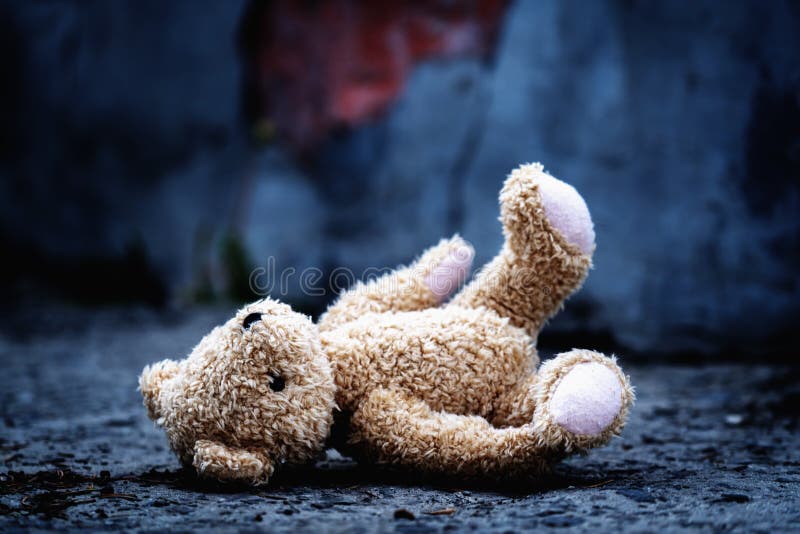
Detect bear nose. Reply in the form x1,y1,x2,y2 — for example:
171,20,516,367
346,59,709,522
242,313,263,330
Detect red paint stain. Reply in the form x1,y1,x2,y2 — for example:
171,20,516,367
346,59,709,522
239,0,508,150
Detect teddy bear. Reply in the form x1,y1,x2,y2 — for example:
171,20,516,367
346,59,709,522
140,163,634,485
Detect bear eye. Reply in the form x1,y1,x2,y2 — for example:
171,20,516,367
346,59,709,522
269,373,285,392
242,313,262,330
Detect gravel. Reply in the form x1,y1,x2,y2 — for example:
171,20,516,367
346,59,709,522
1,306,798,531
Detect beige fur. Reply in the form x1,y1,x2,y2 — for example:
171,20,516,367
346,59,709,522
140,163,634,485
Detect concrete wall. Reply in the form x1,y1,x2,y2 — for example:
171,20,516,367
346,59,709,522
1,0,798,357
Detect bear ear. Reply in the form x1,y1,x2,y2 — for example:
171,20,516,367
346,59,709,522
139,359,179,421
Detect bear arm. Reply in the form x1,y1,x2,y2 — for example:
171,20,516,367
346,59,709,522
318,235,473,331
192,440,275,485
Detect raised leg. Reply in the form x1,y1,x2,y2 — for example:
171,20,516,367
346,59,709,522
450,163,594,337
319,235,474,331
192,440,275,485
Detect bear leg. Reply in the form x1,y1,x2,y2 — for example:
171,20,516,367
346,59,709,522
450,164,594,337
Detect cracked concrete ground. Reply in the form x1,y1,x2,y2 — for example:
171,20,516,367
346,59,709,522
1,306,798,532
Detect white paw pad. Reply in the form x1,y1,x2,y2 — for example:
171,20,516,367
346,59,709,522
549,362,623,436
535,172,595,255
424,246,474,300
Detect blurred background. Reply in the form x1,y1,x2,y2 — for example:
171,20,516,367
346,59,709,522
0,0,798,360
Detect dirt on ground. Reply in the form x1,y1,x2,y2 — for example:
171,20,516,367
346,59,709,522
1,306,798,531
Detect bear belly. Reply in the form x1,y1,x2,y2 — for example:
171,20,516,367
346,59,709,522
321,306,535,418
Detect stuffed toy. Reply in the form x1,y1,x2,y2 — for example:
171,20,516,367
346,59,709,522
140,163,634,485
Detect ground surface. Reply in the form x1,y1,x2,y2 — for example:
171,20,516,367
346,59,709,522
1,306,798,532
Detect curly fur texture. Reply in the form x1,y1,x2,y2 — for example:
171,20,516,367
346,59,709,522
140,163,634,485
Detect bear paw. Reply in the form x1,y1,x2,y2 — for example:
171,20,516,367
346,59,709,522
423,243,474,301
549,361,623,437
533,169,596,255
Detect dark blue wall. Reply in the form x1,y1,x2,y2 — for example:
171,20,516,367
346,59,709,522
1,0,798,358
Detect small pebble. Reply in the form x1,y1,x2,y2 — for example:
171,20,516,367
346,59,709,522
725,414,744,426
